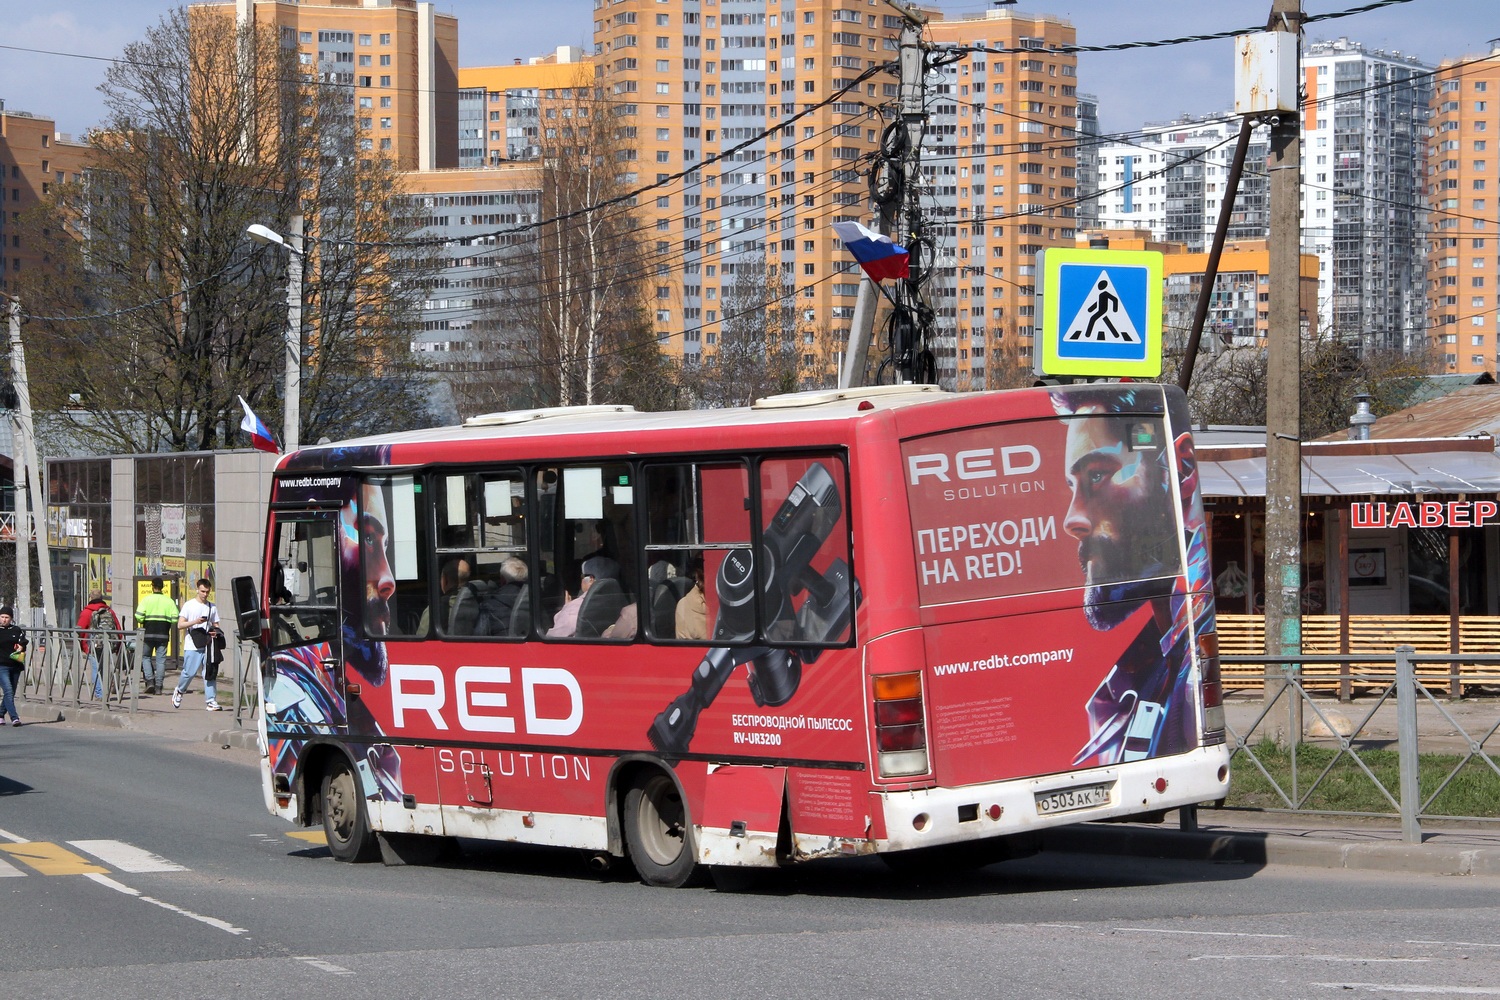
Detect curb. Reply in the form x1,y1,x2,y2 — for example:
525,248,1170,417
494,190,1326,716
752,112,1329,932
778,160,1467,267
208,728,261,751
1042,822,1500,878
14,701,260,751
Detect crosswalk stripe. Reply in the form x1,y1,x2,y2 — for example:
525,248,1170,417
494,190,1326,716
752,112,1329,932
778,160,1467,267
0,856,25,877
0,842,109,875
68,840,188,873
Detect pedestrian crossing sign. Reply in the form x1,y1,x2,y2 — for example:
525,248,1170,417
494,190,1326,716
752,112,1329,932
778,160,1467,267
1038,248,1163,377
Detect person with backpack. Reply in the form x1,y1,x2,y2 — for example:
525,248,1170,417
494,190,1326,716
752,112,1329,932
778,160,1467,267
171,578,223,711
77,591,121,700
135,577,179,695
0,605,27,726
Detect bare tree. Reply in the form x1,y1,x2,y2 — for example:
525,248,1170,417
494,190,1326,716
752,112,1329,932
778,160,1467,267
681,257,803,407
17,5,437,452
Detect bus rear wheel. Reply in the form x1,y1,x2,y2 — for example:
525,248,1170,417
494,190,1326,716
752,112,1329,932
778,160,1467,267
322,756,378,863
624,773,698,887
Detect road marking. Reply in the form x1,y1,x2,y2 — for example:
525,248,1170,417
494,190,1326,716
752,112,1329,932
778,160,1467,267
0,841,109,875
287,830,327,844
0,826,28,843
85,873,248,936
1193,955,1430,963
69,840,187,873
296,956,355,976
1313,985,1500,995
0,856,25,877
1409,939,1500,950
1114,927,1291,939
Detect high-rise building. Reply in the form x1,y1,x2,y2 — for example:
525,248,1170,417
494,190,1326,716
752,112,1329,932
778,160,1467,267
459,47,592,168
1087,115,1270,253
591,1,1077,389
1426,44,1500,375
199,0,460,170
1074,93,1100,232
1302,37,1431,354
0,104,91,294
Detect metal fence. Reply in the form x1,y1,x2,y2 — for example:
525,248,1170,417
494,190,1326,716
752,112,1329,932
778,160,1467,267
14,626,259,725
1216,647,1500,842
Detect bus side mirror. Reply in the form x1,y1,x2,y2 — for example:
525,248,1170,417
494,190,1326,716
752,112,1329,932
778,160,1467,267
231,575,263,640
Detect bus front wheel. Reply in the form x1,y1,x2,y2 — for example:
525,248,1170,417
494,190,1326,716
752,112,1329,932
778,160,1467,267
322,757,378,863
624,773,698,887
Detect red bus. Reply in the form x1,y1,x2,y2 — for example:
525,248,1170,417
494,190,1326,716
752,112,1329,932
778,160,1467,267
243,382,1228,886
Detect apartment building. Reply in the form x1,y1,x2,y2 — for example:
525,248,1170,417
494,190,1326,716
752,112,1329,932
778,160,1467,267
1081,229,1319,354
0,105,90,294
590,1,1077,389
1302,37,1431,354
201,0,459,170
459,47,592,168
1426,44,1500,375
1088,115,1271,253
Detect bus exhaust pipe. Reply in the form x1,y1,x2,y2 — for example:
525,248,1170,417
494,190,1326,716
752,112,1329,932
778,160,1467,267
586,852,612,873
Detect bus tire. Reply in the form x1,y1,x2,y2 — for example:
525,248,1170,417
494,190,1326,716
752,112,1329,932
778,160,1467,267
322,756,378,863
623,772,699,888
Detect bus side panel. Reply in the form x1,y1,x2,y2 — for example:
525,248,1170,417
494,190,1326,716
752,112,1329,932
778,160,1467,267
786,766,870,840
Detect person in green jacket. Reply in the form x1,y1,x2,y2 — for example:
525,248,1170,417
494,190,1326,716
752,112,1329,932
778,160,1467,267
135,578,179,696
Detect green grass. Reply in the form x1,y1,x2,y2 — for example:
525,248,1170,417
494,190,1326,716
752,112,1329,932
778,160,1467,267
1225,739,1500,818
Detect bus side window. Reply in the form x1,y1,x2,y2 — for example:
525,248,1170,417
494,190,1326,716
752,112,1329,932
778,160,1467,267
539,462,638,641
363,475,430,639
434,470,526,639
756,456,853,648
642,460,751,642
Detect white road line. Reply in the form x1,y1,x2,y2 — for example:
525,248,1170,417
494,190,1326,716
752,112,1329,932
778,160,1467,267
0,826,27,844
1314,984,1500,995
1114,927,1291,939
1409,939,1500,950
84,873,248,936
296,957,355,976
1192,955,1430,963
0,856,25,877
68,840,187,873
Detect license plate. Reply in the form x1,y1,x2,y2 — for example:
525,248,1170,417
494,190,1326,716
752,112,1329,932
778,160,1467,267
1034,782,1112,816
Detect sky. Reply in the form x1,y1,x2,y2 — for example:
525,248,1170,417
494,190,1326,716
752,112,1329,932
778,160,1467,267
0,0,1492,139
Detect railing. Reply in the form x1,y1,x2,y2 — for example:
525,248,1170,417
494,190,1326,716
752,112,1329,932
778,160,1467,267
1218,614,1500,697
14,626,260,722
1215,648,1500,841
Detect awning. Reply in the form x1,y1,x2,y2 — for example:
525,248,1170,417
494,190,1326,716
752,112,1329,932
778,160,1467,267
1199,449,1500,498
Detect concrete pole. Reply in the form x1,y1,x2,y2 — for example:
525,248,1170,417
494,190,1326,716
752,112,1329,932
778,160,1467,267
284,214,303,454
1262,0,1305,733
7,299,58,629
8,303,29,625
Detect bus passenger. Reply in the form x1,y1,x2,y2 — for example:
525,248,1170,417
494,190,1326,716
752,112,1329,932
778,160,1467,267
451,556,527,636
548,556,618,637
675,557,707,640
419,558,470,634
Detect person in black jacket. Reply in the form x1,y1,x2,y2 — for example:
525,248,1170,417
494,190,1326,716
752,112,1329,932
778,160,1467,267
0,605,29,726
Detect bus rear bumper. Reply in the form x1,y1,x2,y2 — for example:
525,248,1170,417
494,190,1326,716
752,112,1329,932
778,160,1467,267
872,744,1231,854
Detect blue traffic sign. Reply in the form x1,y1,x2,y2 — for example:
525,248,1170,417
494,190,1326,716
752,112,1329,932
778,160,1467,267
1039,249,1163,377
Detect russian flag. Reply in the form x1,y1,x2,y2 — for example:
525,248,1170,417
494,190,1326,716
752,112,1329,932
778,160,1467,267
238,395,280,454
831,221,910,282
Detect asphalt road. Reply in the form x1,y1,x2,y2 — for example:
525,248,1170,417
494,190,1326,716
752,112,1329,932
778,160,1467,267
3,723,1500,1000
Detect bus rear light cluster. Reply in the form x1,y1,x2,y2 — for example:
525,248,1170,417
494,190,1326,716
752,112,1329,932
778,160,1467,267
874,671,929,777
1197,631,1226,741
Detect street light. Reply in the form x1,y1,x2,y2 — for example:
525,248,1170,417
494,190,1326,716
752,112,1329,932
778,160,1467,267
247,218,303,453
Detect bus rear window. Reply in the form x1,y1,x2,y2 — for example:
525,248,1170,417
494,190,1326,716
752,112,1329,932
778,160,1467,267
903,411,1182,605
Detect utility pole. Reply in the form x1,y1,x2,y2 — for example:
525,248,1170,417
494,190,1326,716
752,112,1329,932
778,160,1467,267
840,0,928,389
6,298,59,631
1262,0,1305,722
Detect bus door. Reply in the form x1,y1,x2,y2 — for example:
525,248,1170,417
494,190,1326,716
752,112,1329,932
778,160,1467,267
265,511,347,733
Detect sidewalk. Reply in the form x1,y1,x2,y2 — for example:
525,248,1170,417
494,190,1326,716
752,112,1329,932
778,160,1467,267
14,690,1500,879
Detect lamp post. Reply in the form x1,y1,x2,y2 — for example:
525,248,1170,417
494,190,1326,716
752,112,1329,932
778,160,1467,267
246,216,303,453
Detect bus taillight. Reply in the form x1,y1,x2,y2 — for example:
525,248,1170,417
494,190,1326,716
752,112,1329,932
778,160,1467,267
873,672,928,777
1197,631,1225,741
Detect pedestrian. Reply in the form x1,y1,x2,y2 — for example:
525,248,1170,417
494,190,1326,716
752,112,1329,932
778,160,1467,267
77,590,121,700
0,605,27,726
172,579,224,711
134,577,179,696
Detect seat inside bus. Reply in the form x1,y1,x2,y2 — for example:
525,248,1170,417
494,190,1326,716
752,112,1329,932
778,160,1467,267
575,578,629,638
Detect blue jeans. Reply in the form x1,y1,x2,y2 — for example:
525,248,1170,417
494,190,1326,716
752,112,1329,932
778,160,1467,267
0,664,18,722
141,639,169,689
175,647,214,704
89,651,106,699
